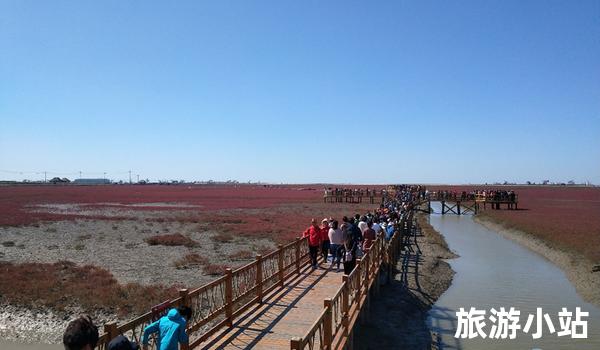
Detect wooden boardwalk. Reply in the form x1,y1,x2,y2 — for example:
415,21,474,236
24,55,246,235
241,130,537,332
200,263,343,350
95,212,410,350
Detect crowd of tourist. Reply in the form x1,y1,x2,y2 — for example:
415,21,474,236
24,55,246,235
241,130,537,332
306,184,422,274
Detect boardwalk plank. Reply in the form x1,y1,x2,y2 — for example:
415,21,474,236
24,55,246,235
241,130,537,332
199,263,343,350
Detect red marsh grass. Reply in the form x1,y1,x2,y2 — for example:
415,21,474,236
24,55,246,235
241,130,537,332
0,261,179,316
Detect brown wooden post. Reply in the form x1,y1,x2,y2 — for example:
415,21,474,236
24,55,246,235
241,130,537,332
225,268,233,327
324,299,334,350
341,277,350,338
104,322,118,341
374,244,381,296
256,254,263,304
290,337,302,350
361,256,370,324
355,258,362,310
178,288,189,307
295,238,301,275
278,244,285,287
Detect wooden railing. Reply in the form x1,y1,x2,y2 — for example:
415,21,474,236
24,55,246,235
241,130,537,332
290,213,412,350
97,236,312,349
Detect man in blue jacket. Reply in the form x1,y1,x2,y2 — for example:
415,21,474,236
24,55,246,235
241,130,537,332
142,306,192,350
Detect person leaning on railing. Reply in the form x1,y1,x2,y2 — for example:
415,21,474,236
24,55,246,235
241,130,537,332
142,306,192,350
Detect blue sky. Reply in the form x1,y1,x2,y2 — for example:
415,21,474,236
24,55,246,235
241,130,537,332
1,1,599,184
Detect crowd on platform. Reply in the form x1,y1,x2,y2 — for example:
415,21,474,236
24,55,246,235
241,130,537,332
431,189,517,202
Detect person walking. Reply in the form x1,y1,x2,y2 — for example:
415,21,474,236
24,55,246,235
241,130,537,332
320,218,331,263
328,220,344,271
362,221,376,252
303,218,321,269
142,306,192,350
342,223,357,275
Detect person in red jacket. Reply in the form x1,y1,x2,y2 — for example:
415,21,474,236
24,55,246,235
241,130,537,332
303,218,322,269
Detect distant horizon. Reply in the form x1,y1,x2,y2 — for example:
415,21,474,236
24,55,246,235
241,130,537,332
0,175,597,187
2,1,599,184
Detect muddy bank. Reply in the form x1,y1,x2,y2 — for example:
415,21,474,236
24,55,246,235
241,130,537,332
475,215,600,308
355,214,457,349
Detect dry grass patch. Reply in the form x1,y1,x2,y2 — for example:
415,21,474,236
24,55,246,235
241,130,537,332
174,253,209,269
229,249,254,260
213,232,234,243
145,233,197,247
203,263,228,276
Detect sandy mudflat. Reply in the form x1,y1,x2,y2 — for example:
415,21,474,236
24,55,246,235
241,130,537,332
474,216,600,308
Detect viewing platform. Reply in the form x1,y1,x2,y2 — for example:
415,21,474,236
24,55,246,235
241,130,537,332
424,192,519,215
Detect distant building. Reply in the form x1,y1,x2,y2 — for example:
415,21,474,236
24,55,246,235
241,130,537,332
72,178,111,185
49,177,71,184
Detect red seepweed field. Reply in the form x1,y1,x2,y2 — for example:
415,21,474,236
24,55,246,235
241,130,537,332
0,184,378,320
0,183,599,328
0,184,321,227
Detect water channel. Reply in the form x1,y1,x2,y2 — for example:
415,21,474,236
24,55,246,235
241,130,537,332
427,202,600,349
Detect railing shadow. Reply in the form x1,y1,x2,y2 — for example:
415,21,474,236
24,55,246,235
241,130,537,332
428,305,462,350
356,221,463,350
200,264,331,349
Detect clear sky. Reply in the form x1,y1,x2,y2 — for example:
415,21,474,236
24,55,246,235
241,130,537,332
1,1,599,184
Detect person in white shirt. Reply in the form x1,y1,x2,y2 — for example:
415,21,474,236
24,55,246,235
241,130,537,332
372,220,382,234
357,216,368,233
328,220,344,271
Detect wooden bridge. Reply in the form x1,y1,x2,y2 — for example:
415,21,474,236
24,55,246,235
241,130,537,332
424,193,519,215
96,214,413,350
322,186,408,205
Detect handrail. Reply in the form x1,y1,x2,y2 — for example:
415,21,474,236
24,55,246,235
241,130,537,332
97,236,311,349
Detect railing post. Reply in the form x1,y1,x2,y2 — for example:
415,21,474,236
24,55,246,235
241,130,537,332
355,258,362,310
295,238,301,275
278,244,285,287
104,322,118,341
225,268,233,327
341,277,350,338
323,299,333,350
256,254,263,304
290,337,302,350
179,288,189,307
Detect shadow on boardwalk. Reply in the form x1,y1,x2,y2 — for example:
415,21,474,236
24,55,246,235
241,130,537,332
356,215,459,350
201,263,341,350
